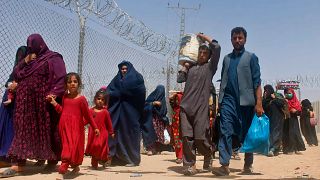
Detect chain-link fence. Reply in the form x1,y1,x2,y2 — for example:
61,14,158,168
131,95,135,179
0,0,178,104
311,101,320,133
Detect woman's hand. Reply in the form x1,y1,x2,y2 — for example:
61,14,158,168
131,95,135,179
290,108,297,113
153,101,161,106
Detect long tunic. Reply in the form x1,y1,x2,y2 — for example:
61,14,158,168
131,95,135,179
56,96,98,166
263,97,286,152
179,40,220,139
85,108,114,161
300,108,318,146
0,91,14,158
107,61,146,166
8,62,56,160
282,112,306,153
219,49,261,143
169,92,183,159
218,49,261,166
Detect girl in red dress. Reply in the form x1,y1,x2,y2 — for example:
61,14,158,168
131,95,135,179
47,72,100,175
85,87,114,169
169,91,183,164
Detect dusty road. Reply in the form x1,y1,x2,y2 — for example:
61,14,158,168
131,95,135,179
2,135,319,180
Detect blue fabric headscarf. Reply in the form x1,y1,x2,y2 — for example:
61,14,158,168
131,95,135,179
145,85,169,123
141,85,169,147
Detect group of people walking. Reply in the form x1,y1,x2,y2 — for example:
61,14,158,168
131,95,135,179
263,85,318,157
0,26,318,179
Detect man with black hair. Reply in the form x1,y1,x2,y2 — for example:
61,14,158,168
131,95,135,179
212,27,263,176
177,33,221,176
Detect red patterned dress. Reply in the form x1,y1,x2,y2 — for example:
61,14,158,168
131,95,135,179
169,92,183,160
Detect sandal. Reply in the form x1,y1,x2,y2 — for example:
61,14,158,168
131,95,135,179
175,158,183,164
0,168,21,178
34,160,45,166
243,165,253,174
71,166,80,173
212,166,230,176
183,165,197,176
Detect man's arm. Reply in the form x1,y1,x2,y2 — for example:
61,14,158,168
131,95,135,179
255,85,264,116
197,33,221,73
250,54,264,116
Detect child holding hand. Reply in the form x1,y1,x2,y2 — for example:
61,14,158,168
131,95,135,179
85,87,114,169
47,72,99,175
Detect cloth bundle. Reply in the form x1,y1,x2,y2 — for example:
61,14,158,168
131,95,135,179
178,33,201,65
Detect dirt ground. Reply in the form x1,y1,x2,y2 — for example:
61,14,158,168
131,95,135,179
1,134,319,180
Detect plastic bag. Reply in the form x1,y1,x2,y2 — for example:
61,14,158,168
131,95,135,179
163,129,171,145
240,114,270,155
310,117,318,126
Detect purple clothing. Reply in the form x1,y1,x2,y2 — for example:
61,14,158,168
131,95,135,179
14,34,66,97
8,34,66,160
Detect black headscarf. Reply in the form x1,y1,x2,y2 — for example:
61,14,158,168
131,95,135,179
145,85,169,123
5,46,28,87
264,84,275,98
301,99,313,111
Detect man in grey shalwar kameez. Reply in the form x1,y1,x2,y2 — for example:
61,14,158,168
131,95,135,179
177,33,221,176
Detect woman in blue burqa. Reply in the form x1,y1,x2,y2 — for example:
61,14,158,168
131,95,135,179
0,46,27,167
141,85,169,155
107,61,146,166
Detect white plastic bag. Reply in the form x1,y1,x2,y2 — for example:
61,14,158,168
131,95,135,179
163,129,171,145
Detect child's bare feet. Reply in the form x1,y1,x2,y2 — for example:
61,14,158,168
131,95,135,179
3,99,12,106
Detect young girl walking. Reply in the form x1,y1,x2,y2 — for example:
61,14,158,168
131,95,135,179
85,87,114,169
47,72,100,175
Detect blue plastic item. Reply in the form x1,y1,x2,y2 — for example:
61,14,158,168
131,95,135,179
240,114,270,155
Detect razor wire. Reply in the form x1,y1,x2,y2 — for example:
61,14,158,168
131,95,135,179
0,0,177,104
262,74,320,89
44,0,178,56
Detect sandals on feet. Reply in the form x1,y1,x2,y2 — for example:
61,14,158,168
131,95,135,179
242,165,253,174
212,166,230,176
183,166,197,176
175,158,183,164
34,160,46,166
0,168,21,178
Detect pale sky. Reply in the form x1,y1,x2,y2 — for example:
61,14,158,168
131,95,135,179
115,0,320,101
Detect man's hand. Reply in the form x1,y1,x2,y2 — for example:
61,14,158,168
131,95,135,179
184,62,191,69
197,33,212,43
255,103,264,117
